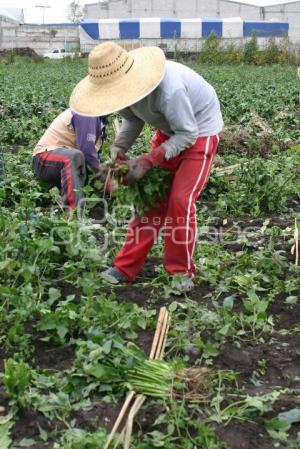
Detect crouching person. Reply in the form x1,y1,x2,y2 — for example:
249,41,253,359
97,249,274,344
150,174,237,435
32,108,108,211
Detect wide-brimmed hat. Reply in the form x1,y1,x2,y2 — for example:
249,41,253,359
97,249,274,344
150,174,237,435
69,42,166,116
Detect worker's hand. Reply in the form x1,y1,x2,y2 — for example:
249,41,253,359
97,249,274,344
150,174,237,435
122,157,152,185
95,170,117,195
95,169,107,183
122,147,166,185
110,146,128,162
104,178,117,196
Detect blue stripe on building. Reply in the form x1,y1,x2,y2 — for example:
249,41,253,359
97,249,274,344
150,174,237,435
81,21,99,39
244,21,289,37
160,18,181,38
79,19,289,41
119,19,140,39
202,19,223,37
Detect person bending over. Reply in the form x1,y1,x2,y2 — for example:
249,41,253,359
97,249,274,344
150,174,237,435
70,42,223,293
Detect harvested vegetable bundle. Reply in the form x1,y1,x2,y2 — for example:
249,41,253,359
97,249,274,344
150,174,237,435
126,359,178,398
71,338,147,396
101,159,130,178
115,167,171,216
101,160,171,216
104,307,170,449
126,359,211,401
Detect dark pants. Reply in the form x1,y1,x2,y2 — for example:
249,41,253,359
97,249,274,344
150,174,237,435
32,147,86,209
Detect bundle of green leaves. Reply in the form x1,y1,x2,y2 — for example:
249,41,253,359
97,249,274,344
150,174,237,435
114,167,171,216
126,359,178,398
126,359,212,400
70,337,147,395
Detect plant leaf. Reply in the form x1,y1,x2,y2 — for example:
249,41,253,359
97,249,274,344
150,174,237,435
278,408,300,424
0,420,13,449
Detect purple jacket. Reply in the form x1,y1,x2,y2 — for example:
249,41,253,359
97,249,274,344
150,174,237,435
71,113,106,173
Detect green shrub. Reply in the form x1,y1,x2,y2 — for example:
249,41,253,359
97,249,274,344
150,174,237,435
244,33,259,64
263,38,281,64
257,37,292,65
221,42,243,64
198,32,222,64
198,32,243,65
198,32,300,65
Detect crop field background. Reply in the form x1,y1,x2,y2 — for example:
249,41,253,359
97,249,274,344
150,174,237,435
0,58,300,449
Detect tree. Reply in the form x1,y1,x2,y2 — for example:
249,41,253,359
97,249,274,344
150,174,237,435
68,1,84,23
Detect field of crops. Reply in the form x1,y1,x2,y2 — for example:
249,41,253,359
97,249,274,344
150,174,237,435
0,58,300,449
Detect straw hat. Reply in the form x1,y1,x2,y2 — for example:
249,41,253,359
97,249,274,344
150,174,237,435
69,42,166,116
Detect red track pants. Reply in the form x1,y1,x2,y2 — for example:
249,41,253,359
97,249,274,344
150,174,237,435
114,130,219,280
32,148,86,209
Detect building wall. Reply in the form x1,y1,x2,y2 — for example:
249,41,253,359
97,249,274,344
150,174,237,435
84,0,259,19
0,7,24,24
263,2,300,41
0,15,20,28
84,0,300,42
219,1,261,20
80,17,289,54
0,23,80,54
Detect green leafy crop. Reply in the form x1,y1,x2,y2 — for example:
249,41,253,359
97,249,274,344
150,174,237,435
3,359,31,407
115,167,171,216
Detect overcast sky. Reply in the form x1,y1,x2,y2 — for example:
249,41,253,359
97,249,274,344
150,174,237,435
0,0,84,23
0,0,293,23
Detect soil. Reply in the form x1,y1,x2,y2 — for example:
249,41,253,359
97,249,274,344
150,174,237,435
217,129,298,157
71,400,123,432
11,408,64,449
103,257,169,309
51,279,83,304
89,206,106,222
269,295,300,330
32,339,75,370
215,333,300,390
214,420,275,449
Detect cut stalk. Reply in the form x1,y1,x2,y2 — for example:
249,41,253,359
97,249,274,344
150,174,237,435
103,390,135,449
103,167,112,200
104,307,170,449
118,309,170,445
149,307,166,359
215,163,241,176
123,394,146,449
160,322,170,358
155,309,169,359
112,428,125,449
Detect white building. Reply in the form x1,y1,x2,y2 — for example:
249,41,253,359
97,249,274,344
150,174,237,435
0,8,79,54
0,7,24,25
83,0,300,42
